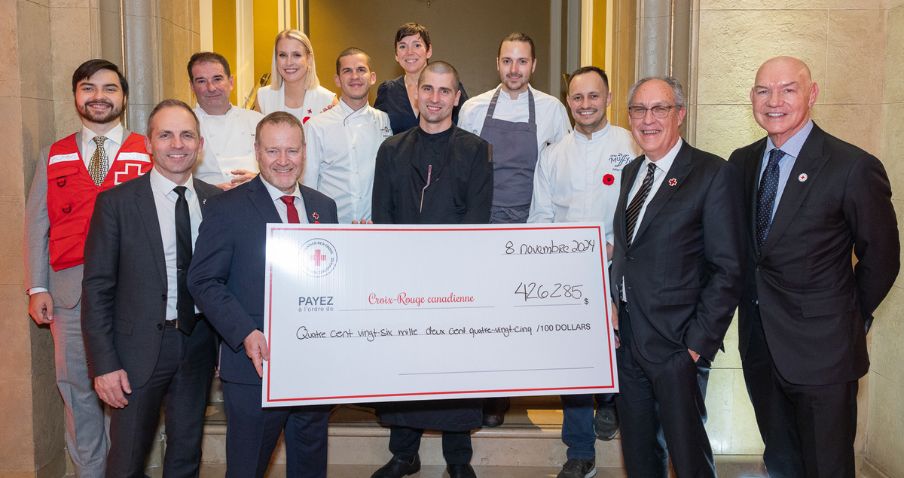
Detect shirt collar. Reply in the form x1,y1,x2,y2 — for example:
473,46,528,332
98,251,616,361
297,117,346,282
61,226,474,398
82,123,124,146
260,176,300,202
194,103,235,117
149,167,196,199
766,120,813,159
496,83,534,101
645,137,683,174
574,122,611,143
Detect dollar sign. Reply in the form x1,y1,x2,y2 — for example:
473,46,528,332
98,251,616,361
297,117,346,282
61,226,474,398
584,298,589,305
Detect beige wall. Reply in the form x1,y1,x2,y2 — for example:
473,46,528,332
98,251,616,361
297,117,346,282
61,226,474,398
690,0,904,469
865,2,904,476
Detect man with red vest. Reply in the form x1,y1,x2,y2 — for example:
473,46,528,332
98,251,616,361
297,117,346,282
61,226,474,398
24,59,151,478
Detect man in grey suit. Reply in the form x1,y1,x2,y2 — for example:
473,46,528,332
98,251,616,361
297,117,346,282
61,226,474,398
81,99,220,477
24,59,152,477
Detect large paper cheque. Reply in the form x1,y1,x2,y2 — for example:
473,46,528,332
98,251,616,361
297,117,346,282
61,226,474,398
262,223,618,407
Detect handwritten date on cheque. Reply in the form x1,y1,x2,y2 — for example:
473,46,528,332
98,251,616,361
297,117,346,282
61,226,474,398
505,239,596,255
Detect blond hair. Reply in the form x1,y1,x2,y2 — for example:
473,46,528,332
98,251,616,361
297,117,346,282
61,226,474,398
270,29,321,90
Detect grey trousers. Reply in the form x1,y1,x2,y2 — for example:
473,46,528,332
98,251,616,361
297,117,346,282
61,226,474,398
50,305,108,478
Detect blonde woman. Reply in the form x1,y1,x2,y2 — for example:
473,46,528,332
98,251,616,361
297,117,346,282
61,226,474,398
255,29,337,123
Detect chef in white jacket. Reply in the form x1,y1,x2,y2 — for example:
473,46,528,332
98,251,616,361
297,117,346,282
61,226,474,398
188,51,264,190
303,48,392,223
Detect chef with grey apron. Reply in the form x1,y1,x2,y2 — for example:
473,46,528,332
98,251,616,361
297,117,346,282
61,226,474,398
480,86,539,224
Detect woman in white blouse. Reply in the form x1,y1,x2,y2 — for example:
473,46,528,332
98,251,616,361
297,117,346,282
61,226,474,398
254,29,337,123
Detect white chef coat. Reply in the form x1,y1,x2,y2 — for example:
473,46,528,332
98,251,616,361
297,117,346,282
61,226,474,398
527,123,640,245
194,105,264,185
457,84,571,153
303,99,392,223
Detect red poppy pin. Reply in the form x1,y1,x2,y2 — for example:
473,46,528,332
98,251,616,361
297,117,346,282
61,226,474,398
312,212,320,224
798,173,808,183
302,116,311,124
668,178,678,187
602,173,615,185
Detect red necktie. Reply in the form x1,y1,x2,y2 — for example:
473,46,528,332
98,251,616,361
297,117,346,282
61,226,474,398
280,195,300,224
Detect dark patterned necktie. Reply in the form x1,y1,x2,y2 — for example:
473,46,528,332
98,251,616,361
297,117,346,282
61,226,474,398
625,162,657,246
174,186,196,335
755,148,785,249
88,136,108,186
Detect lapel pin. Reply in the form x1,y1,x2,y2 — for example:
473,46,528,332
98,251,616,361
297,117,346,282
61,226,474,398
602,173,615,185
668,178,678,187
798,173,808,183
202,199,207,205
312,211,320,224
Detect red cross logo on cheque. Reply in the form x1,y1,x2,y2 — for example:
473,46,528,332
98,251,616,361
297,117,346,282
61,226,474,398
301,238,338,277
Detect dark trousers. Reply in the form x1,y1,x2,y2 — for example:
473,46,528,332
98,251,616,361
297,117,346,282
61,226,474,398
106,321,216,478
743,308,858,478
389,427,472,465
221,380,330,478
615,304,715,478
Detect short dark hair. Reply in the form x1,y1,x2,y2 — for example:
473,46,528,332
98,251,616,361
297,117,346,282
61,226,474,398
569,66,609,90
71,59,129,96
394,22,431,50
147,99,200,135
335,47,371,74
255,111,304,144
498,32,535,60
187,51,232,80
418,61,460,92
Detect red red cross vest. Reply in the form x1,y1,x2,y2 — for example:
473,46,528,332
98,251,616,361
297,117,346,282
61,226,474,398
46,132,152,271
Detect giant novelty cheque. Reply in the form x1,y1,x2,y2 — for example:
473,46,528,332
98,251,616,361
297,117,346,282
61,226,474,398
261,223,618,406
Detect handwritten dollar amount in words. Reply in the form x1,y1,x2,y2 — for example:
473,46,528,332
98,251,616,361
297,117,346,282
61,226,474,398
514,282,587,303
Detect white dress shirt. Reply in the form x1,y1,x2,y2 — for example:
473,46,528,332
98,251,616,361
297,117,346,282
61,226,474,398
260,178,309,224
194,105,264,185
625,138,684,243
457,84,571,153
81,123,124,170
303,99,392,223
149,168,202,320
528,123,640,245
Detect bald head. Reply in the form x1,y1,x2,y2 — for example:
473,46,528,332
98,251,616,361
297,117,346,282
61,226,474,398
750,56,819,147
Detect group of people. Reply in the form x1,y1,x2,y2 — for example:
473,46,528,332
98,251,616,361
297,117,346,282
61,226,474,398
23,20,898,478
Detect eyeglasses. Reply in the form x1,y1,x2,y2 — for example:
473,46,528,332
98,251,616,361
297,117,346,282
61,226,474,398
627,105,679,119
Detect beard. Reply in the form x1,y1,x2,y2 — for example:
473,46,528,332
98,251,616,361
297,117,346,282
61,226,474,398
77,100,124,124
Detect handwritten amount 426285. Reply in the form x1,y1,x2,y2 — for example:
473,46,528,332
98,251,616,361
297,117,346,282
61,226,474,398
514,282,588,304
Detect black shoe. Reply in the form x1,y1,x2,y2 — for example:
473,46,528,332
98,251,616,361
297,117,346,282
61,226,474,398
371,455,421,478
593,402,619,441
482,397,510,427
557,459,597,478
446,463,477,478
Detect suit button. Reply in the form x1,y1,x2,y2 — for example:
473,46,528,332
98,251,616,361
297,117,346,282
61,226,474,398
156,323,163,330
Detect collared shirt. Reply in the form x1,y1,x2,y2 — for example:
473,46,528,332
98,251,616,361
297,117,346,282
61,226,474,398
260,177,309,224
81,123,124,171
625,138,684,244
528,123,640,245
758,120,814,221
194,104,264,185
149,168,202,320
302,99,392,223
457,84,571,153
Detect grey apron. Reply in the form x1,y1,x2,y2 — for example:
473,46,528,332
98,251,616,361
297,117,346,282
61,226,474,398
480,87,539,224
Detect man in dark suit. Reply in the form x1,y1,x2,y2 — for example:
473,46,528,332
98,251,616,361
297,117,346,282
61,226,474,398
730,56,899,478
188,111,338,478
610,77,744,478
81,99,220,477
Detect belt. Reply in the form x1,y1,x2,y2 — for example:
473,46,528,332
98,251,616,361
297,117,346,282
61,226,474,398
163,313,206,329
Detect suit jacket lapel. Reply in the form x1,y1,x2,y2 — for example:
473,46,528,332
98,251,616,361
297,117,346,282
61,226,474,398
134,174,168,286
760,126,827,255
745,139,768,255
616,157,643,246
193,178,213,214
299,186,322,223
631,142,696,245
248,176,282,224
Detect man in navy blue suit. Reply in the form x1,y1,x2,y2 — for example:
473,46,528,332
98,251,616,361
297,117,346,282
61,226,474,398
188,111,338,478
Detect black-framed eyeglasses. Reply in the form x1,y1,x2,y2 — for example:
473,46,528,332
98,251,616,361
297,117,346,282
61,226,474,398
627,105,679,119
